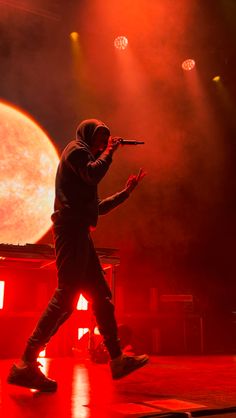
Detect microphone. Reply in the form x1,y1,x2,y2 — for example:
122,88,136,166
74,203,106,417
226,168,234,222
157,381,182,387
119,139,145,145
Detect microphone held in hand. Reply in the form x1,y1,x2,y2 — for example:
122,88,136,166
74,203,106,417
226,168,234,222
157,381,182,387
119,139,145,145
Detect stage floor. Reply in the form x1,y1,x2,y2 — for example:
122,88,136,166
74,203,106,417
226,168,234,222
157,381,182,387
1,355,236,418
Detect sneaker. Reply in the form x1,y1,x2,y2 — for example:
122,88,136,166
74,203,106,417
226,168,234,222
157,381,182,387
7,362,57,392
110,353,149,380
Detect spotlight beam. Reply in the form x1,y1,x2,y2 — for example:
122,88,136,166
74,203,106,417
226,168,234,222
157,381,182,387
0,0,60,21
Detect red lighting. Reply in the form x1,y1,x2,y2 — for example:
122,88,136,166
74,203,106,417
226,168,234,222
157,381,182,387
114,36,128,50
0,281,4,309
182,59,195,71
76,294,88,310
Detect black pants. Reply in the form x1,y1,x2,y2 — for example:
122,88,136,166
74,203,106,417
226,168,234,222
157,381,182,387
23,223,122,362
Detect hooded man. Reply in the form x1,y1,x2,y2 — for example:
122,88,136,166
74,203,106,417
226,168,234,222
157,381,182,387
8,119,148,391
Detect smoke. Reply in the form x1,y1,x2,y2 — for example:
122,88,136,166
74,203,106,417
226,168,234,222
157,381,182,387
1,0,236,302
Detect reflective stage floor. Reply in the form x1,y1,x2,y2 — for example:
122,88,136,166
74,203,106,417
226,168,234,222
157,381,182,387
1,355,236,418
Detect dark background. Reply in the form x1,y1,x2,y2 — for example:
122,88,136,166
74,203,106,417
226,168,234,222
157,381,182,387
1,0,236,329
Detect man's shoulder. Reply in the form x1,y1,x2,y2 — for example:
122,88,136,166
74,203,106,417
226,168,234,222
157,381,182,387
61,140,94,166
63,140,90,158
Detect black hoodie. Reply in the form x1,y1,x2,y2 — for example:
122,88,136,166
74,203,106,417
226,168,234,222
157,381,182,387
51,119,129,227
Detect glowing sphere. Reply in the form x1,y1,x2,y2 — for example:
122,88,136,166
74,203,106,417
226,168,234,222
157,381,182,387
114,36,128,50
0,101,59,244
213,75,221,82
182,59,195,71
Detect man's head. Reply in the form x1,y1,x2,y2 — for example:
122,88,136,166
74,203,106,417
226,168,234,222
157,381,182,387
76,119,110,156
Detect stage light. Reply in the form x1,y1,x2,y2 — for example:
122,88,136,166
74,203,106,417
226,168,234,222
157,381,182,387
38,349,46,358
114,36,128,50
77,294,89,310
94,326,100,335
0,281,5,309
78,328,89,340
213,75,221,82
70,32,79,41
182,59,195,71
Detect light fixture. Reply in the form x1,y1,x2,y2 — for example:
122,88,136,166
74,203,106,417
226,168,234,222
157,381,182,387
114,36,128,50
212,75,221,82
0,281,5,309
70,32,79,41
182,59,195,71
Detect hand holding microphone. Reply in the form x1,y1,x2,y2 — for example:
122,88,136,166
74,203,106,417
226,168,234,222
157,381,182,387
106,137,146,193
106,136,145,155
106,136,121,154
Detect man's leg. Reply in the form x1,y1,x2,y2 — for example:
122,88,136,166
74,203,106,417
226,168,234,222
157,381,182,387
85,236,149,379
22,224,89,362
92,294,122,359
7,286,78,391
8,224,86,391
22,286,78,362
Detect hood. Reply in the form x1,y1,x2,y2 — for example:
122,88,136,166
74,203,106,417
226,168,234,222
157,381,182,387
76,119,110,147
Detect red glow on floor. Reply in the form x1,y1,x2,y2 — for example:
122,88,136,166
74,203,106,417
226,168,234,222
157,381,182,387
112,402,161,415
0,281,5,309
148,399,206,410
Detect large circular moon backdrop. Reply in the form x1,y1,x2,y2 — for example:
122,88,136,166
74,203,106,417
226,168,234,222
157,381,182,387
0,101,59,244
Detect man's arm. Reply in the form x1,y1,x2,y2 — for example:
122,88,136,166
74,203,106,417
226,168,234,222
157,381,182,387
98,189,129,215
67,149,112,185
98,168,146,215
67,137,120,186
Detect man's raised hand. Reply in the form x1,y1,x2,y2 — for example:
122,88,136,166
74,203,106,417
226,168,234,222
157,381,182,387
125,168,146,194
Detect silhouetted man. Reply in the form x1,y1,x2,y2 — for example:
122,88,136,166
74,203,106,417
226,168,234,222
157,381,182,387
8,119,148,391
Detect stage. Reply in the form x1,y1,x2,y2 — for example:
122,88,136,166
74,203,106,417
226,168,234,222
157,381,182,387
1,355,236,418
1,1,236,417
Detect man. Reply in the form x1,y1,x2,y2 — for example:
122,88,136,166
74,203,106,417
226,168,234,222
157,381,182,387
8,119,148,391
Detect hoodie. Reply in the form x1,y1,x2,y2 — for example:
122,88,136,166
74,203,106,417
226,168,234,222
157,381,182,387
51,119,129,227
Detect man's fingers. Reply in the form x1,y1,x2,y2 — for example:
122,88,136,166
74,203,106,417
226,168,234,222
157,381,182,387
137,168,142,180
111,136,122,144
137,168,146,181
